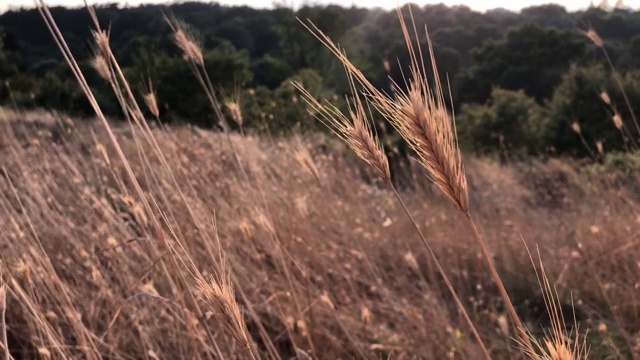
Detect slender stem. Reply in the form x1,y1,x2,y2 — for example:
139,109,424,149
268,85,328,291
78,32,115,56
464,213,533,351
601,46,640,139
1,288,12,360
390,185,491,360
577,132,596,161
578,245,638,360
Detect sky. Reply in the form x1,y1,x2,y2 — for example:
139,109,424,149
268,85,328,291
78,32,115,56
1,0,638,13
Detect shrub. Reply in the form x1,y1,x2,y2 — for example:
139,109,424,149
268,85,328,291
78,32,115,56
457,87,548,155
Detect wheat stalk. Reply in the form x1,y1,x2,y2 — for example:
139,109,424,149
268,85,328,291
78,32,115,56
0,280,11,360
295,33,490,360
297,5,534,352
599,91,611,106
571,120,595,159
584,27,640,138
519,246,589,360
225,101,243,128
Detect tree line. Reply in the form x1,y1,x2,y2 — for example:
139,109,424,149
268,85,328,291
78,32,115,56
1,2,640,157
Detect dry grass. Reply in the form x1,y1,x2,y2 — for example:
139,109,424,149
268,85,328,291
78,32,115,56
1,3,638,359
296,6,535,353
519,247,589,360
0,108,639,359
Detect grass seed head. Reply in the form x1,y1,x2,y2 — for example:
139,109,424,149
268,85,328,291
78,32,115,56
584,28,604,47
91,54,111,80
596,140,604,154
142,91,160,118
393,82,469,213
612,112,623,130
92,29,110,56
294,81,390,183
197,274,250,347
174,28,204,66
225,101,243,127
571,121,581,134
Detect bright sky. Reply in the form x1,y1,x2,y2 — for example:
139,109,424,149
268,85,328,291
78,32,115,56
1,0,637,13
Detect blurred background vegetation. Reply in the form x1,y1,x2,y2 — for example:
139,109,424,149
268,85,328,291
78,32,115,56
1,2,640,158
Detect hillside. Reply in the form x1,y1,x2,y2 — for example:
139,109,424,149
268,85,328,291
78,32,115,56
0,108,638,358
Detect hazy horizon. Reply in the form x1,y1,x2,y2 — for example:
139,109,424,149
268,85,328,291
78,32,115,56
2,0,638,14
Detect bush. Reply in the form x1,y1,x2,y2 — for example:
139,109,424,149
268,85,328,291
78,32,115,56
545,64,640,156
457,87,548,155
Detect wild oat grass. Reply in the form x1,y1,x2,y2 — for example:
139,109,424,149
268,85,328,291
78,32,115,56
584,27,640,139
297,5,535,353
520,247,589,360
142,84,160,119
0,3,638,360
2,104,640,358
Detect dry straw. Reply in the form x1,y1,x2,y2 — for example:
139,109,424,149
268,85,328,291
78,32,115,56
584,26,640,137
92,29,110,56
391,81,469,212
297,5,534,353
570,120,596,159
520,247,589,360
1,281,8,360
295,10,492,358
90,29,111,80
292,136,322,181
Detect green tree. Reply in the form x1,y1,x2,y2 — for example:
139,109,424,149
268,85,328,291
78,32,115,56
250,55,293,89
126,42,253,124
458,23,585,104
457,87,548,155
273,5,347,71
545,64,640,155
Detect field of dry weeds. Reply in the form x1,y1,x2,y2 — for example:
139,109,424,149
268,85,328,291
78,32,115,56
0,108,638,359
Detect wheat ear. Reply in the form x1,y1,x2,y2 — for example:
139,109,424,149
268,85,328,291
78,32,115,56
294,68,390,182
296,59,491,360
